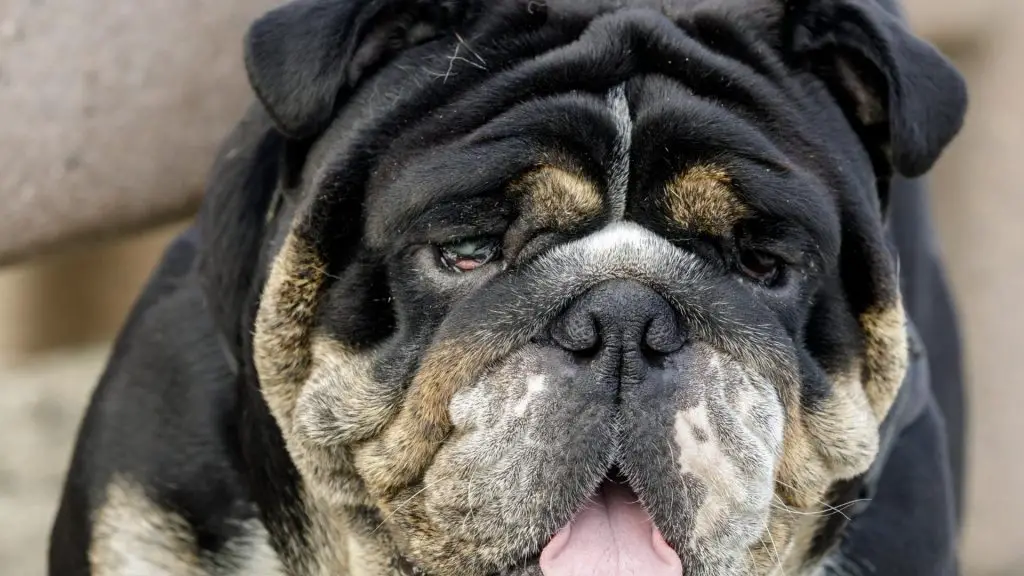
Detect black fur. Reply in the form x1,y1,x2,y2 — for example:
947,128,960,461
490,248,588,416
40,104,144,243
244,0,476,139
785,0,967,179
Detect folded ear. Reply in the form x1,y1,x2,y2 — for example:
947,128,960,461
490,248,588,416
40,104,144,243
244,0,471,140
785,0,967,178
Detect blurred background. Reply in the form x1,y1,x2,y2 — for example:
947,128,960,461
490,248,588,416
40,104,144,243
0,0,1020,574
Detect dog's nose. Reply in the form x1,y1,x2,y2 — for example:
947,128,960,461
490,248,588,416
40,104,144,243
551,280,684,357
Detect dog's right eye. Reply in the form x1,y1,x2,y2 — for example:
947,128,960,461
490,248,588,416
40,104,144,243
737,247,784,287
438,237,503,272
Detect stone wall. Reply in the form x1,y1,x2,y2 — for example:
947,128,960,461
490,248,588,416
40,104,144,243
0,0,283,264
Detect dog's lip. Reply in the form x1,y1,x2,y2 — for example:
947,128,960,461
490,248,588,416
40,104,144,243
537,468,684,575
540,467,668,546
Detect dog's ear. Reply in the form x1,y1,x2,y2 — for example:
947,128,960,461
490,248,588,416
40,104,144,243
244,0,471,139
784,0,967,178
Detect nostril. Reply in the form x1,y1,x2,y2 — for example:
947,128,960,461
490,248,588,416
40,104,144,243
643,314,684,355
551,310,600,355
550,280,683,361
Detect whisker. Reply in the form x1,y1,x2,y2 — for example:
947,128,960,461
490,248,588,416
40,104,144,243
769,495,870,519
449,55,488,70
372,476,449,534
461,460,484,533
747,546,762,576
454,33,488,67
773,478,869,522
764,526,785,576
442,44,460,83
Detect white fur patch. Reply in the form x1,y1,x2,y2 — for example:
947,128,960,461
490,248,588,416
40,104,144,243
674,403,744,541
669,349,786,553
226,525,285,576
514,374,547,416
89,478,285,576
449,383,490,429
579,221,657,254
606,83,632,220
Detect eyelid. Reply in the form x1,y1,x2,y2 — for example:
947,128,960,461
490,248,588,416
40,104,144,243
442,235,501,251
734,224,808,268
438,235,504,273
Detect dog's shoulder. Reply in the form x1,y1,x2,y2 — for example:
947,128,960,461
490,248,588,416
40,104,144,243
48,228,278,575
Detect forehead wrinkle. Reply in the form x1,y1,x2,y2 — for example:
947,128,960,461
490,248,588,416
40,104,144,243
630,75,840,260
362,93,627,249
362,140,535,248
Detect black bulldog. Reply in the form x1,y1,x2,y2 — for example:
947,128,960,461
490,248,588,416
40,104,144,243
49,0,968,574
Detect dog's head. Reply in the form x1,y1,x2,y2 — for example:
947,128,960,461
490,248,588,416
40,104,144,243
199,0,966,574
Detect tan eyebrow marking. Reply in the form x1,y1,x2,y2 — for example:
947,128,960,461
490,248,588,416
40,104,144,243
511,164,604,230
663,164,749,236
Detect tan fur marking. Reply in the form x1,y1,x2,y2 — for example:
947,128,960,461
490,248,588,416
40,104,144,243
346,531,387,576
296,335,397,445
805,368,881,480
354,332,523,497
775,420,832,510
756,302,909,573
304,506,356,576
663,164,749,236
289,334,401,512
860,302,909,421
758,512,800,575
90,478,204,575
89,477,284,575
411,339,500,429
512,165,603,229
251,231,404,574
253,232,327,431
765,373,880,571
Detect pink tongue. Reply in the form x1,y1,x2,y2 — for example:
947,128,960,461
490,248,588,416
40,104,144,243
539,482,683,576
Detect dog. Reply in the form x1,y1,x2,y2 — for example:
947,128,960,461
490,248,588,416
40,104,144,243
48,0,968,574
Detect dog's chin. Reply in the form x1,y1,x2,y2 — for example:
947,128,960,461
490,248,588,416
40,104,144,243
538,470,684,576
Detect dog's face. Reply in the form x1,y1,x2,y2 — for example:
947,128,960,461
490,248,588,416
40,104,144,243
202,0,965,574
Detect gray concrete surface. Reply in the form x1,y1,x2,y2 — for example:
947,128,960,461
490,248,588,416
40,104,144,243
0,0,282,264
0,346,107,575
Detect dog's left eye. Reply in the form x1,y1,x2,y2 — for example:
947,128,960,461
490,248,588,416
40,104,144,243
737,248,783,286
439,237,503,272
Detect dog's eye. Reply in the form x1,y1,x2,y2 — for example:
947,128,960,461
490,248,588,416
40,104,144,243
738,248,782,285
439,237,502,272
